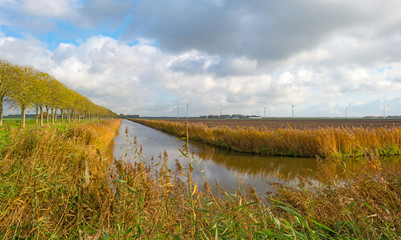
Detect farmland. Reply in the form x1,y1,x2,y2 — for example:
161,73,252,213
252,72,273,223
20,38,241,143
131,118,401,158
172,118,401,129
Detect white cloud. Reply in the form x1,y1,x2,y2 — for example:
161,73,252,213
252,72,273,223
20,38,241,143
2,31,401,117
2,0,401,117
22,0,79,18
0,35,54,69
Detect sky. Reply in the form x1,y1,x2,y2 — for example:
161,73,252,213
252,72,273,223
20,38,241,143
1,0,401,117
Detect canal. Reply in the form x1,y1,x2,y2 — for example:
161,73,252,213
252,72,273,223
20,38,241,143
113,119,318,195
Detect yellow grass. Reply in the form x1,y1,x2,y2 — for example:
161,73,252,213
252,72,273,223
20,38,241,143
1,118,400,238
132,119,401,158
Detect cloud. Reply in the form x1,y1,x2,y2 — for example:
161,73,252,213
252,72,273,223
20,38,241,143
167,50,219,75
2,32,401,117
1,1,401,117
72,0,133,29
0,35,54,68
125,0,401,62
209,57,258,77
0,0,132,38
22,0,78,18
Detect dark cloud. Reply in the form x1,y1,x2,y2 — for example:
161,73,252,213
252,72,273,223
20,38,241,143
74,0,133,28
169,59,206,75
126,0,372,62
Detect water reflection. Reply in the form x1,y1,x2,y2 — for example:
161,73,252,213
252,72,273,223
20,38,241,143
113,120,317,195
191,141,316,180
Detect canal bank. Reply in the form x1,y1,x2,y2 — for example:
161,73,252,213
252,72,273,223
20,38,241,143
114,119,317,195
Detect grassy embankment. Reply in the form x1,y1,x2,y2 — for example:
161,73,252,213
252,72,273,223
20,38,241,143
1,118,401,238
0,118,76,148
132,119,401,158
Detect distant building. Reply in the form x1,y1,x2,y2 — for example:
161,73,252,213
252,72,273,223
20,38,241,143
231,114,244,119
119,114,140,119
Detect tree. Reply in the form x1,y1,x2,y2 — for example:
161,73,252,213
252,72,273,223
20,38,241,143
31,72,53,126
0,59,14,126
30,70,46,125
44,76,62,124
9,65,36,128
1,59,117,127
53,83,71,123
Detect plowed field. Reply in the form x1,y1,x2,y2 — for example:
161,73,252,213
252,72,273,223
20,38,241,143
163,118,401,129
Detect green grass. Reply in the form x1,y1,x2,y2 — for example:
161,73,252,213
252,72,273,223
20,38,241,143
0,118,103,146
0,119,34,147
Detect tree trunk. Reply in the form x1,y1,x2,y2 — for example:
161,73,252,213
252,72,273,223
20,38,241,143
35,106,39,124
21,106,26,128
68,111,71,123
51,108,54,124
54,108,57,123
0,97,3,127
40,106,44,127
61,109,64,123
46,106,50,123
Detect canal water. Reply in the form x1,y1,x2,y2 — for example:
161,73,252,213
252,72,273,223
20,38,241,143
113,120,318,196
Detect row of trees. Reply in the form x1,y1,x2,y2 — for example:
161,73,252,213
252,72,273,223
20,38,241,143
0,59,117,128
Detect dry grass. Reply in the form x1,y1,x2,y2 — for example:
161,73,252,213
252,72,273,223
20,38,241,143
1,118,400,239
177,118,401,129
132,119,401,158
274,156,401,239
0,119,121,238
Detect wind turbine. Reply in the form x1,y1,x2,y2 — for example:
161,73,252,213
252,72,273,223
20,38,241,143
176,103,180,119
291,104,295,118
184,103,189,119
383,105,386,119
263,106,267,118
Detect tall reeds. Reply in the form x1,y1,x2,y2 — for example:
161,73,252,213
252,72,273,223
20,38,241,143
1,118,400,238
0,119,121,238
132,119,401,158
274,156,401,238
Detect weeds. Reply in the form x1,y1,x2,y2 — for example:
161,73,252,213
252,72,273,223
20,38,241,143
132,119,401,158
1,119,400,239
